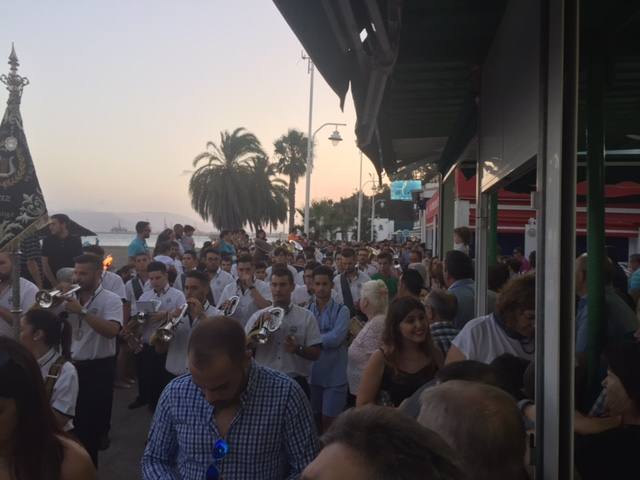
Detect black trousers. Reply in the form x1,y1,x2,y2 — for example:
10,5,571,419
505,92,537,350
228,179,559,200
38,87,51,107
74,356,116,467
135,344,168,410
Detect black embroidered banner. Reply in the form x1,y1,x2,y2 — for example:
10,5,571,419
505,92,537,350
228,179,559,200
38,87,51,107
0,46,47,252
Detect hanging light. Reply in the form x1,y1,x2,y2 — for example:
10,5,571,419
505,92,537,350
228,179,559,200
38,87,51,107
328,129,343,146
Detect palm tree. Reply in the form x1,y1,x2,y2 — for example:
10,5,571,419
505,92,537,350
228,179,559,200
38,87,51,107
247,155,288,231
189,128,264,230
273,129,308,233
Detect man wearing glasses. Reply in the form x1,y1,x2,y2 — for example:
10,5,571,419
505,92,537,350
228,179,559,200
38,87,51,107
142,316,318,479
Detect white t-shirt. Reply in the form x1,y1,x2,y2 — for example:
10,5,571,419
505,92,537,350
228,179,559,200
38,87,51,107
209,269,235,305
333,271,371,306
0,278,38,338
101,270,126,301
245,304,323,378
67,286,123,361
217,279,272,327
165,302,221,376
134,286,186,344
38,349,78,431
452,313,535,363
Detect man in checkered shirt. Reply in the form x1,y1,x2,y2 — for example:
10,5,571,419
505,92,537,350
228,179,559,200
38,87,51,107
425,290,460,356
142,316,318,479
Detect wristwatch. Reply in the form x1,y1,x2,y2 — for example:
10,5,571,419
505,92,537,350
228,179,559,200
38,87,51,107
296,345,304,356
79,307,89,318
248,285,256,290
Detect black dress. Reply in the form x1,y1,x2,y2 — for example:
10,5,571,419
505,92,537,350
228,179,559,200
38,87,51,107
574,424,640,479
377,353,438,407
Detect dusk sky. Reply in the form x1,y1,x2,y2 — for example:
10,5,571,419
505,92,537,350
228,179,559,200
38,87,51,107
0,1,378,226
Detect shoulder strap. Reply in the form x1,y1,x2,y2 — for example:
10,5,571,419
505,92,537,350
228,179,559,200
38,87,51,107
45,356,66,401
132,277,144,300
340,274,356,316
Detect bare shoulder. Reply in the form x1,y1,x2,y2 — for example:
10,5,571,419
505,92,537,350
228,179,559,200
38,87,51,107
58,436,96,480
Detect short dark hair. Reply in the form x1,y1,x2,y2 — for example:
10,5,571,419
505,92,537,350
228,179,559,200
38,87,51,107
341,247,355,259
237,254,253,265
254,260,267,270
135,221,150,234
273,247,287,257
444,250,474,281
312,265,334,281
189,316,247,367
220,230,231,239
50,213,71,227
204,247,220,258
377,251,393,262
488,263,510,292
220,254,232,263
453,226,471,245
321,405,465,480
184,269,209,286
147,261,167,274
304,261,320,272
425,290,457,322
154,241,171,255
400,269,424,296
82,244,105,257
183,249,197,258
271,265,294,284
73,254,102,270
184,225,195,233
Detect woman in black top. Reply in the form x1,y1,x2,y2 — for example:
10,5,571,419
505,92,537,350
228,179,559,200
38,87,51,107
357,297,443,407
575,341,640,479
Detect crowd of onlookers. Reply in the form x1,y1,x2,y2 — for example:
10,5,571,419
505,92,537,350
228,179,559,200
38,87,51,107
1,219,640,479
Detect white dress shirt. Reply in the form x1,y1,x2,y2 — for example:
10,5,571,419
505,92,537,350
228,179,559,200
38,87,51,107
266,264,301,285
245,304,323,378
217,279,272,327
134,285,186,344
333,271,371,305
101,270,127,301
165,302,221,376
0,278,38,338
154,255,184,275
68,285,123,361
292,285,337,308
208,269,235,305
125,276,151,304
38,348,79,431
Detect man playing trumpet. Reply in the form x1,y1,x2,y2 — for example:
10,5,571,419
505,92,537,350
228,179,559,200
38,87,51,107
245,266,322,398
161,270,221,380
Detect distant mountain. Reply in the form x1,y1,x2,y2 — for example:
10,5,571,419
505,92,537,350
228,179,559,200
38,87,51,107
57,210,213,234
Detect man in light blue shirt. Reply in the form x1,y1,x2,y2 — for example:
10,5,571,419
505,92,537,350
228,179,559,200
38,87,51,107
308,265,350,432
142,316,318,479
128,221,151,261
444,250,476,330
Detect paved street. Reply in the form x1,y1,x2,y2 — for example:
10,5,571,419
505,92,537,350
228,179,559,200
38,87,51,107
98,385,153,480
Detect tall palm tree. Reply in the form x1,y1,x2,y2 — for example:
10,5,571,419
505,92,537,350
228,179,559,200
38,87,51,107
247,155,288,231
273,129,308,233
189,128,264,230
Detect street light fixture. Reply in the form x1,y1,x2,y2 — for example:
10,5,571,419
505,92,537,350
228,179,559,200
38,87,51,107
328,129,343,146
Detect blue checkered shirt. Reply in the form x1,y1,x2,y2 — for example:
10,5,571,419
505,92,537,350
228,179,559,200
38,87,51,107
141,362,319,479
430,321,460,356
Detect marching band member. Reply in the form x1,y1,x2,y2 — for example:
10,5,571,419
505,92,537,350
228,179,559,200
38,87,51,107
125,252,151,304
203,248,235,305
162,270,221,379
266,247,300,282
63,254,123,466
357,247,378,276
254,260,268,282
245,266,322,398
308,265,350,432
128,262,185,412
173,249,199,292
333,248,370,317
292,261,320,307
217,254,271,327
220,254,233,276
0,252,38,338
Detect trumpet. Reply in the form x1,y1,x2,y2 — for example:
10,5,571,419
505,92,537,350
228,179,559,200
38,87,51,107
247,306,285,345
153,303,189,346
223,295,240,316
35,285,82,308
288,240,304,252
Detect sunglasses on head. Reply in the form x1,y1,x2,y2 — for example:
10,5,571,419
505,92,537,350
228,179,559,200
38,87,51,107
205,439,229,480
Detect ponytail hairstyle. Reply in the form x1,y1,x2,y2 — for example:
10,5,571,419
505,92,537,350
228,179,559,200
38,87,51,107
23,309,72,360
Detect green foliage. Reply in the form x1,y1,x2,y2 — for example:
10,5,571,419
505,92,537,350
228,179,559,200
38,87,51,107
273,129,308,233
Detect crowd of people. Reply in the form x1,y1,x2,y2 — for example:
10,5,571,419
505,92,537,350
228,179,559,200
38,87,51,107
1,217,640,479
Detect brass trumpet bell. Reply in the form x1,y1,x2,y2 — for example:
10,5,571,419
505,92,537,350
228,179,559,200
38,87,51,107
223,295,240,316
35,285,81,308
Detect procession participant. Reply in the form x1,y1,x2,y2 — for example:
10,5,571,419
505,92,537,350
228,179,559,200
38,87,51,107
308,266,350,432
152,241,178,282
63,254,122,466
19,308,78,432
163,270,221,379
254,260,268,282
125,252,151,305
370,251,398,300
180,224,196,252
173,249,198,292
153,229,175,256
168,241,183,273
357,247,378,277
142,317,318,479
128,261,185,412
0,252,38,338
203,248,235,305
293,261,320,307
217,254,271,327
217,229,236,258
128,221,151,262
42,214,83,288
172,224,185,256
220,253,233,276
332,248,370,318
0,337,96,480
266,246,299,282
82,245,126,301
245,266,322,398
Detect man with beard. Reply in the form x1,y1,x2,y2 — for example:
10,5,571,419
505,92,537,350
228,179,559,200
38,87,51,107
62,254,123,466
142,316,318,479
332,248,370,318
0,252,38,338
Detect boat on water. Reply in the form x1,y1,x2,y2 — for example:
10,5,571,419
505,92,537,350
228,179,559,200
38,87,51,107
110,221,129,234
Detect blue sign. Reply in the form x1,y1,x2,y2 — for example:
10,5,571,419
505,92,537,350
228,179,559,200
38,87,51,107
390,180,422,201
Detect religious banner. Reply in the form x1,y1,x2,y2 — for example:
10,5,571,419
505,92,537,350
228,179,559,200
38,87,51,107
0,46,47,252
